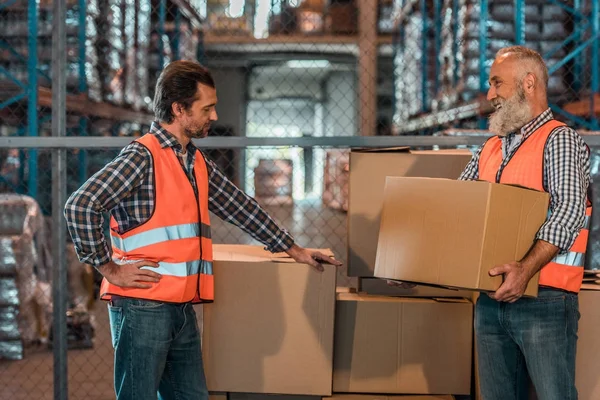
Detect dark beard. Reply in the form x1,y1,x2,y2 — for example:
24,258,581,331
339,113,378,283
185,125,208,139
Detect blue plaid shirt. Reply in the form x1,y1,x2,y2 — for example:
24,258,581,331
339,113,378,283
64,122,294,267
459,108,591,252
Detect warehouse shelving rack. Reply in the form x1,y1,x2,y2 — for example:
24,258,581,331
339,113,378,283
0,0,204,205
392,0,600,133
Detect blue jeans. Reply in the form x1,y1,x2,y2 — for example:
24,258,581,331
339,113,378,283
107,298,209,400
475,289,580,400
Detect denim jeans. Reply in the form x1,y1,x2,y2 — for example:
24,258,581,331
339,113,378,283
107,297,209,400
475,289,580,400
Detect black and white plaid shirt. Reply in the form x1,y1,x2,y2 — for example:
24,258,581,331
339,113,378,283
64,122,294,267
459,108,591,252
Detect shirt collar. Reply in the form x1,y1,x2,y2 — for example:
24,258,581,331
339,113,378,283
150,121,198,154
505,108,554,140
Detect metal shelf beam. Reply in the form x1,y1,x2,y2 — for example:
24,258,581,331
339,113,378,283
2,134,600,149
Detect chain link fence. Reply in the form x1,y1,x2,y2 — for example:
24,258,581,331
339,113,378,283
0,0,599,398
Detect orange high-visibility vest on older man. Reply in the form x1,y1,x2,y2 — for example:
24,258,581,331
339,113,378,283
478,119,591,293
100,133,214,303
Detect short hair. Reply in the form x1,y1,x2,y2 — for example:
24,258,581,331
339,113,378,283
496,46,549,90
153,61,215,123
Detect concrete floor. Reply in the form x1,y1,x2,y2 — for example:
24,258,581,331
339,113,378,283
0,201,350,400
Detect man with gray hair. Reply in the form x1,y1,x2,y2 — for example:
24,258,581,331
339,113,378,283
460,46,591,399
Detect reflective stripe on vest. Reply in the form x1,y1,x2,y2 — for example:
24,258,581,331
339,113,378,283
548,205,591,267
138,259,213,277
478,119,591,293
112,222,212,252
553,252,584,267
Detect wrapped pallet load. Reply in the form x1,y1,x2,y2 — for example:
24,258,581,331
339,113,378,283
0,195,52,360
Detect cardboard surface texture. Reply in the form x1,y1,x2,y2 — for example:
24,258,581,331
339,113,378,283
333,293,473,394
576,290,600,399
348,148,472,277
203,245,337,395
359,278,471,298
374,177,549,296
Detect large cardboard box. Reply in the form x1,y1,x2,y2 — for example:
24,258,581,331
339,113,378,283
576,290,600,399
348,148,472,277
359,278,471,298
333,293,473,394
203,245,337,395
374,177,549,297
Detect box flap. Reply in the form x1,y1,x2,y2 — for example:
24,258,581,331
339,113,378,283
337,292,448,304
213,244,334,263
351,147,411,153
411,149,473,155
432,297,471,304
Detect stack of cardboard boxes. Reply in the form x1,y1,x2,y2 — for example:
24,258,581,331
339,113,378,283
201,147,600,400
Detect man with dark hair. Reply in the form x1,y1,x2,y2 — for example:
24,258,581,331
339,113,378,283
64,60,341,400
460,46,591,400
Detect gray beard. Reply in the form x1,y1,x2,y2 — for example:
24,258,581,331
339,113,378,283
488,90,532,136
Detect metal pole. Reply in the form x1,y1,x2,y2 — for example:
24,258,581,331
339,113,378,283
591,0,599,129
451,0,459,85
52,0,68,398
514,0,525,45
478,0,488,129
78,0,88,185
173,7,181,61
27,0,38,199
158,0,166,68
433,0,442,97
421,0,428,113
574,0,583,92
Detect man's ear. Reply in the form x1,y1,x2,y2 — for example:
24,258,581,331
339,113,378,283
523,73,536,93
171,102,183,118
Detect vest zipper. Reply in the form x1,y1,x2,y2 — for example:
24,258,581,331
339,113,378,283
187,152,204,303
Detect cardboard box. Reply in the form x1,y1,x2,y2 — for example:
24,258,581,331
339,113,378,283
374,178,549,297
348,148,472,277
359,278,471,298
333,293,473,394
203,245,337,395
324,396,455,400
576,290,600,399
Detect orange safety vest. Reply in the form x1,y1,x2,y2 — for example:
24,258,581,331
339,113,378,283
100,133,214,303
479,119,591,293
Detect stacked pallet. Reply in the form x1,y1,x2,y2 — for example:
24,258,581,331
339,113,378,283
0,195,51,360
